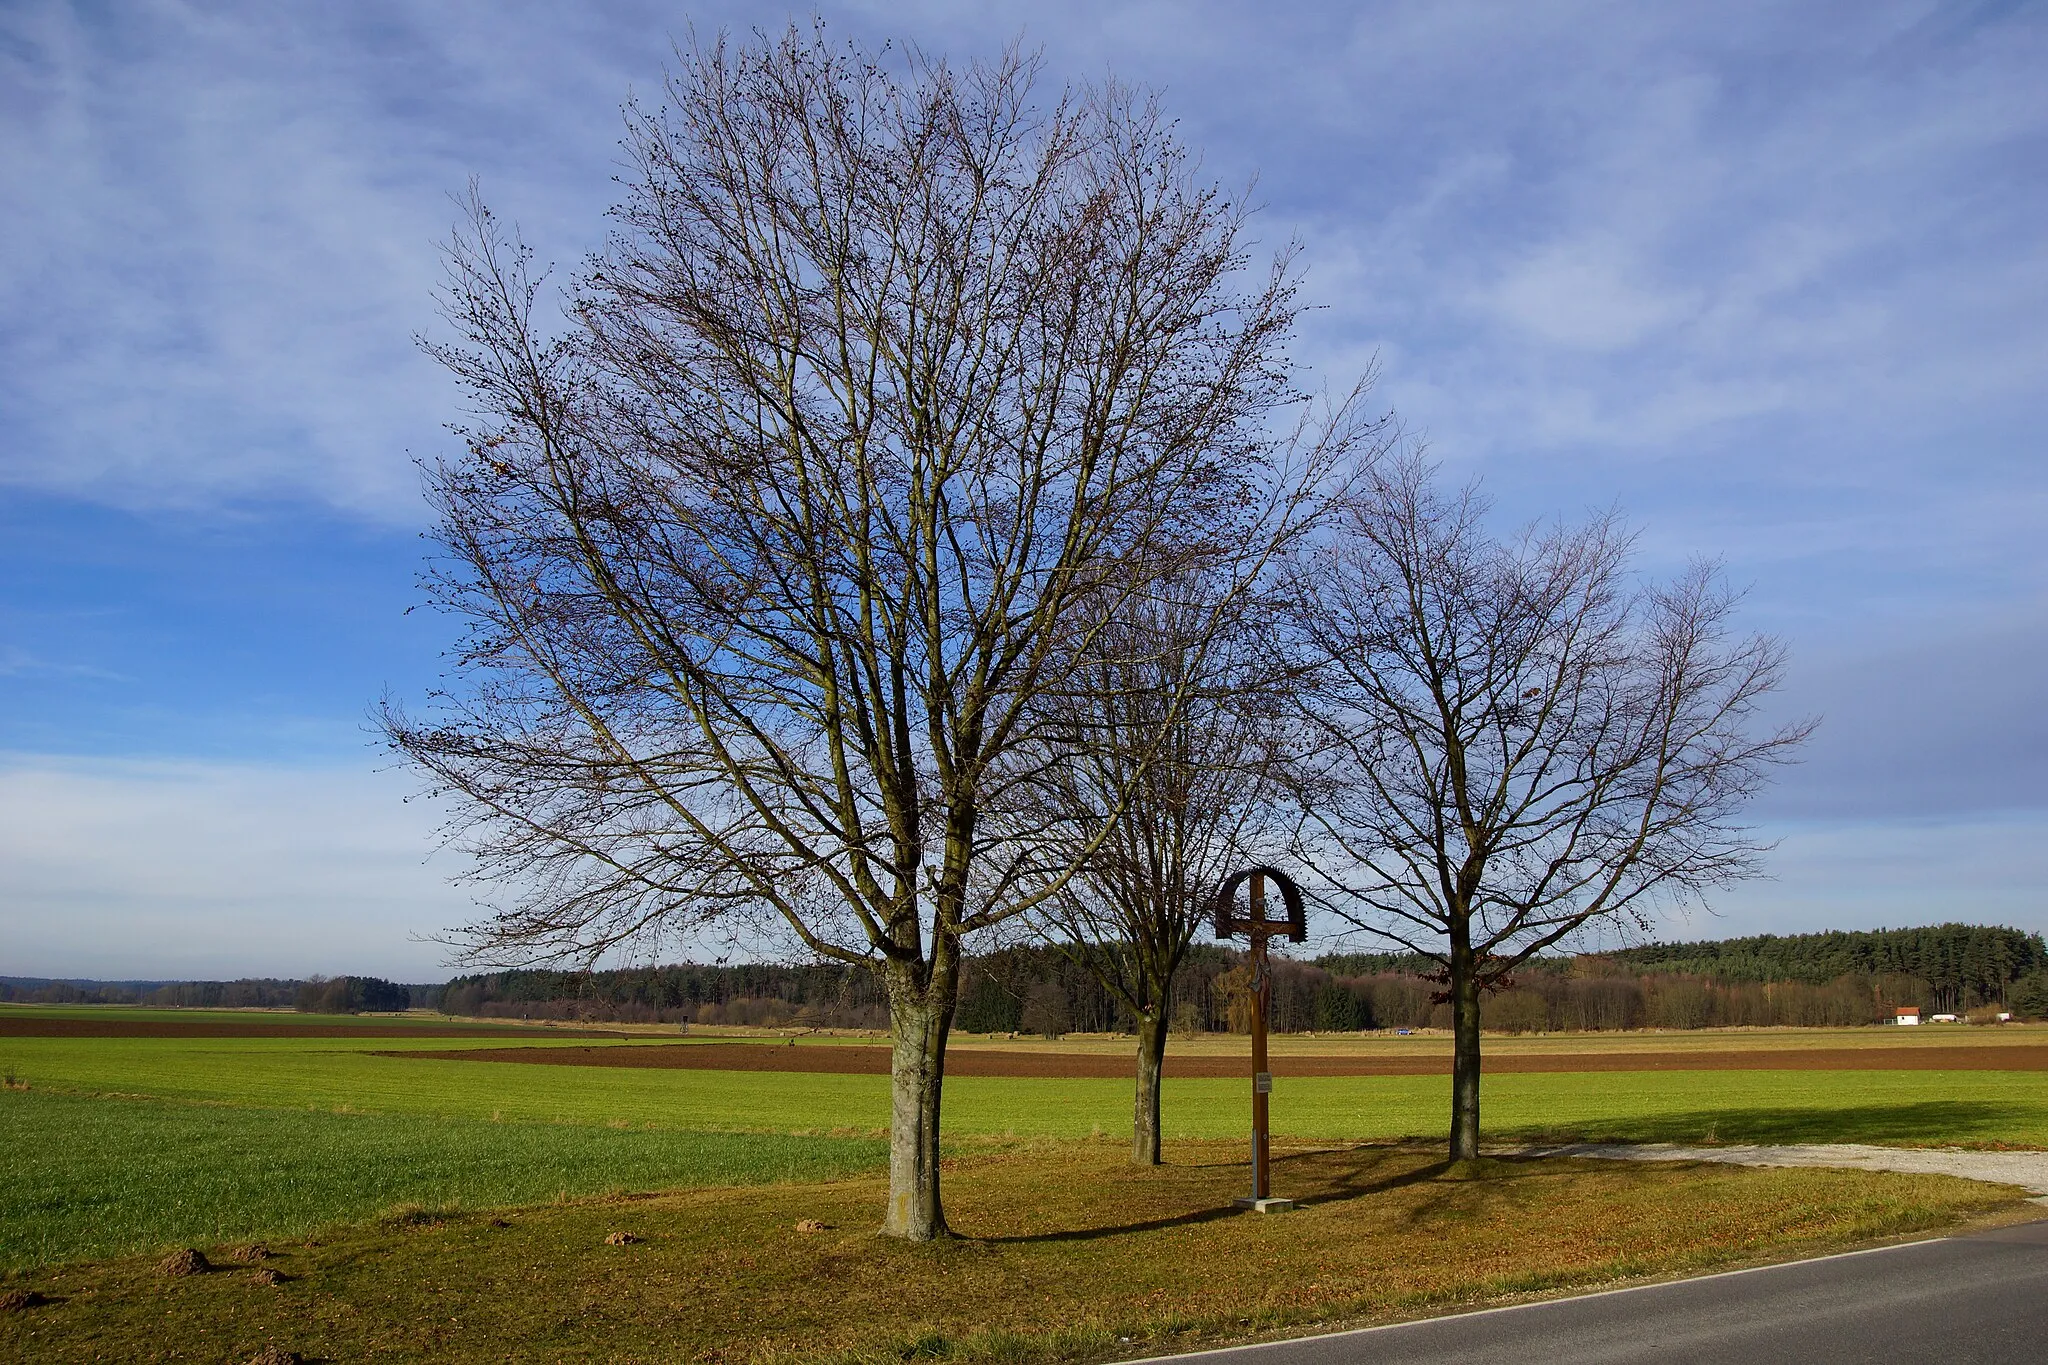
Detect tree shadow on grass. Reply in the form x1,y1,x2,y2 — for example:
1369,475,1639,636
975,1203,1245,1244
1281,1149,1580,1232
978,1146,1449,1243
1281,1149,1453,1210
960,1103,2044,1247
1500,1100,2034,1148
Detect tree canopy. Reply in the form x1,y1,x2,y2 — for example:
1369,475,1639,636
387,25,1364,1238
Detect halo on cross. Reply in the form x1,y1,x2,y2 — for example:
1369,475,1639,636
1210,866,1307,944
1209,865,1308,1213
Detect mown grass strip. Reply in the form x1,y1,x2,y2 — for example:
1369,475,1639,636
0,1088,885,1269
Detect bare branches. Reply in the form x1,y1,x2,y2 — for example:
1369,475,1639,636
1281,452,1811,1159
1288,453,1812,979
390,22,1370,993
1012,585,1297,1001
388,26,1387,1235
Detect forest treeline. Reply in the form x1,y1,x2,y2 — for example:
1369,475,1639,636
1599,925,2043,1003
0,974,420,1012
433,963,892,1027
432,923,2048,1032
9,924,2044,1027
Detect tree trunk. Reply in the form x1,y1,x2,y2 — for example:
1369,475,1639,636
1448,933,1482,1162
1132,1010,1169,1165
882,959,957,1240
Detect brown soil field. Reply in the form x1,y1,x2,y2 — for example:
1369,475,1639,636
382,1040,2048,1076
0,1018,621,1039
943,1026,2048,1057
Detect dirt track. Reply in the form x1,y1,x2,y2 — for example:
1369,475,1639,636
1520,1141,2048,1197
379,1041,2048,1077
0,1018,622,1039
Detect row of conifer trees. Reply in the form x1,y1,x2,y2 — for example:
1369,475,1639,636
12,924,2038,1025
427,924,2048,1031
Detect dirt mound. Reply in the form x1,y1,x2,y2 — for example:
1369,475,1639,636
0,1288,52,1312
0,1016,620,1039
246,1267,287,1287
243,1348,304,1365
381,1040,2048,1078
605,1230,642,1245
156,1248,209,1277
228,1243,274,1263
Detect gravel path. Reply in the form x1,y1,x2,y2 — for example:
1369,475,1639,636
1520,1141,2048,1200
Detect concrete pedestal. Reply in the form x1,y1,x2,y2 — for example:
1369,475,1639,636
1232,1197,1294,1213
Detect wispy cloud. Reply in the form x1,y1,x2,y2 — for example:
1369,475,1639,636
2,1,2044,971
0,647,125,682
0,1,669,520
0,753,469,979
5,1,2040,526
1288,1,2048,474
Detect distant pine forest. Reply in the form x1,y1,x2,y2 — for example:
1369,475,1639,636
7,923,2046,1032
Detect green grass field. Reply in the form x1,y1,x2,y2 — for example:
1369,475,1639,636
5,1009,2047,1272
0,1088,883,1270
10,1030,2048,1145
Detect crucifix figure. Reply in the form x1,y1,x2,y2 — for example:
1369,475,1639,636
1211,865,1307,1212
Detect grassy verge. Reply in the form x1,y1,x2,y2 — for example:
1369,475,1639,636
0,1088,884,1270
1,1142,2028,1365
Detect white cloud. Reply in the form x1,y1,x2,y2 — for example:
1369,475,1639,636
4,0,2041,520
1284,0,2048,472
1488,238,1699,351
1,0,2045,967
0,753,472,979
0,0,668,522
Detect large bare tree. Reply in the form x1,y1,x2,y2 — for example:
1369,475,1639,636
385,28,1362,1239
1288,455,1813,1161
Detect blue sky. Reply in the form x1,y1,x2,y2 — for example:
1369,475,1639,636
2,0,2043,980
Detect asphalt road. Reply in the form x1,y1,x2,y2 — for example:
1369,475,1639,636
1147,1219,2048,1365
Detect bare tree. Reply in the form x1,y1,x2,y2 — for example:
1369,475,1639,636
384,27,1363,1239
1010,586,1304,1165
1288,455,1813,1161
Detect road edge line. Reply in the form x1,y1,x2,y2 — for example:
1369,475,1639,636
1124,1233,1958,1365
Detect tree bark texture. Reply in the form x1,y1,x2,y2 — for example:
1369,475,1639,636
883,959,958,1239
1449,934,1482,1162
1132,1011,1169,1165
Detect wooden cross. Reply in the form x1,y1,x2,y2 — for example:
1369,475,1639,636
1211,866,1306,1211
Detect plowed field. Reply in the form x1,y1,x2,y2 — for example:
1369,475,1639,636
381,1041,2048,1076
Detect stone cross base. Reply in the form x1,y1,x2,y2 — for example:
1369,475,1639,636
1233,1197,1295,1213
